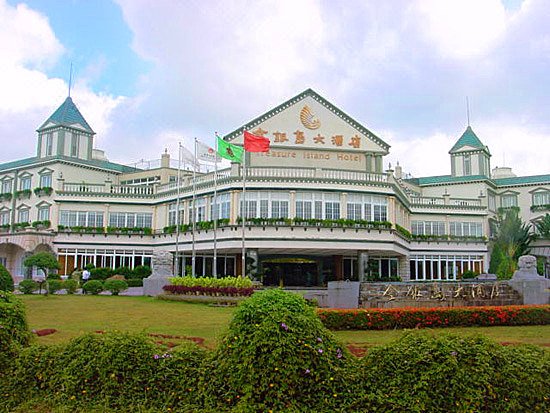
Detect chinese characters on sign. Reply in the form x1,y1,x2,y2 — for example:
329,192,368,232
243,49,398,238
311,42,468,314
378,283,502,302
254,129,364,149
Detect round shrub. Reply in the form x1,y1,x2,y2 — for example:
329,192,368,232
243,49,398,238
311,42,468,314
113,266,132,278
82,280,103,295
0,264,14,292
202,289,351,412
346,331,550,413
63,279,79,294
57,332,159,407
18,279,38,294
126,278,143,287
47,279,63,294
0,292,30,372
130,265,151,279
89,267,113,281
103,279,128,295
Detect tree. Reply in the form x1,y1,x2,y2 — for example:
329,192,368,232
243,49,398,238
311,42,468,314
534,213,550,239
0,264,14,292
23,252,61,279
489,208,534,279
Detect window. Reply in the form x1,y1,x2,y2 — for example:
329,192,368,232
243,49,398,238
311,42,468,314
488,193,496,212
463,154,471,176
71,134,80,157
45,133,53,156
0,210,9,225
109,212,152,228
450,222,483,237
39,173,52,188
411,221,446,236
60,210,104,228
168,202,185,226
324,193,340,220
211,193,231,220
533,191,550,206
18,208,29,223
188,198,206,223
501,194,518,208
1,180,11,194
19,176,31,190
38,206,50,221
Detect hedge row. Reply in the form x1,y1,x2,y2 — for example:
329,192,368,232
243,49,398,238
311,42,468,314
169,275,253,288
318,305,550,330
1,291,549,412
162,285,254,297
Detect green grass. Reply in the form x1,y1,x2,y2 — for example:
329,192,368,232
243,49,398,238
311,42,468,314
19,295,550,350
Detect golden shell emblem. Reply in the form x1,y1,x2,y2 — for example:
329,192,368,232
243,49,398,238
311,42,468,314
300,105,321,130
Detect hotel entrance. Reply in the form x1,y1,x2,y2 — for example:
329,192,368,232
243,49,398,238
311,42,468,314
260,256,336,287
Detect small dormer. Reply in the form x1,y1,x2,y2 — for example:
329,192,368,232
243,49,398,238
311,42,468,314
36,97,95,161
449,126,491,177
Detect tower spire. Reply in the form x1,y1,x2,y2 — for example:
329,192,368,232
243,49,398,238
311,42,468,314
466,96,470,127
68,62,73,98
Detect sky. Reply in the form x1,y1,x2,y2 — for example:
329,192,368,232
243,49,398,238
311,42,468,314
0,0,548,178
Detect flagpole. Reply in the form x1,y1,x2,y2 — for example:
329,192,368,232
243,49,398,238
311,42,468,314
175,143,182,277
213,135,219,278
241,139,246,278
192,138,197,278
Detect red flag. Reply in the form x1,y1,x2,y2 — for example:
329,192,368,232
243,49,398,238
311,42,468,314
244,130,270,152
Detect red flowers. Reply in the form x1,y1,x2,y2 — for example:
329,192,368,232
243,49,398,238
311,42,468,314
317,305,550,330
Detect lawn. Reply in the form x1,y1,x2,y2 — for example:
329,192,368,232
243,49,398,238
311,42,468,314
20,294,550,350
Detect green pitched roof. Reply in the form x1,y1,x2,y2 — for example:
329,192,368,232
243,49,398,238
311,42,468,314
37,97,94,134
493,174,550,186
0,155,136,174
449,126,489,154
407,174,490,186
223,88,390,152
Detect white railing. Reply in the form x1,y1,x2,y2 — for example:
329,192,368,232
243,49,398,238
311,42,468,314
410,197,445,206
110,185,154,195
62,183,106,193
450,198,482,207
410,196,484,209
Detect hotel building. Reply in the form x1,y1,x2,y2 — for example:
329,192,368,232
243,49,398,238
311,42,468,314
0,89,548,285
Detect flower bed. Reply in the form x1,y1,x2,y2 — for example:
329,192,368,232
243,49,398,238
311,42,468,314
162,285,254,297
317,305,550,330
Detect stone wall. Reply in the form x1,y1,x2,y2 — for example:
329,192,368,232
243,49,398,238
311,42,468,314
359,281,522,308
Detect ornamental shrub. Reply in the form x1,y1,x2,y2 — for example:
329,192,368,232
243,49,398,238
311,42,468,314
89,267,114,280
103,279,128,295
47,279,63,294
18,279,38,294
126,278,143,287
130,265,152,279
0,264,14,292
113,266,132,278
0,292,30,372
63,279,79,294
82,280,104,295
202,289,352,412
346,331,550,413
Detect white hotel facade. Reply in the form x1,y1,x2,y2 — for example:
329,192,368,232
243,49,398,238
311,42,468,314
0,89,548,286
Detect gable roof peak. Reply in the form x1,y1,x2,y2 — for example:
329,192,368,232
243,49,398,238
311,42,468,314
37,96,95,134
449,125,489,154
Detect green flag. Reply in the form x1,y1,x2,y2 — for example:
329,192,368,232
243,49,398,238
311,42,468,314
217,136,243,163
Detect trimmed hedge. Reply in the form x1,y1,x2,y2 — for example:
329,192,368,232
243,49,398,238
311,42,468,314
169,275,253,288
0,292,30,371
318,305,550,330
163,285,254,297
0,264,14,292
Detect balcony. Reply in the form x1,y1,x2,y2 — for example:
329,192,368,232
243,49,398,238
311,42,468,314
410,196,484,211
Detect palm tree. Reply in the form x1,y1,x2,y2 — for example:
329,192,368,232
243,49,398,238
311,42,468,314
534,213,550,239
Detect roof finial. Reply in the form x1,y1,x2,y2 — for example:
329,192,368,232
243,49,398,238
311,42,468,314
466,96,470,127
68,62,73,98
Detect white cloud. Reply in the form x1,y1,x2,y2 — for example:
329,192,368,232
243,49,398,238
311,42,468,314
413,0,508,59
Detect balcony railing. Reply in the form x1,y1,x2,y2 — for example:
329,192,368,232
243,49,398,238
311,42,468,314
410,196,483,210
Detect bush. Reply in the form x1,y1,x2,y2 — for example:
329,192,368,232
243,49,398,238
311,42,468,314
163,284,254,297
345,332,550,412
89,267,113,281
47,279,63,294
130,265,152,279
318,305,550,330
461,269,479,279
202,289,351,412
113,266,132,278
170,275,253,288
63,279,79,294
126,278,143,287
82,280,104,295
18,279,38,294
0,264,14,292
103,279,128,295
0,292,30,372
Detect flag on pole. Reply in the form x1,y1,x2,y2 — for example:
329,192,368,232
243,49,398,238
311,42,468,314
244,130,270,152
217,136,244,163
196,140,221,163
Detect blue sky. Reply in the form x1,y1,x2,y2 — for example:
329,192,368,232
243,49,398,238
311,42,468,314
0,0,548,177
